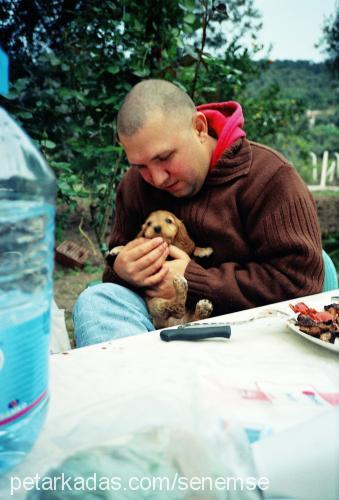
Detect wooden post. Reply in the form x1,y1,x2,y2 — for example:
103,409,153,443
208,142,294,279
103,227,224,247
309,152,317,182
320,151,329,189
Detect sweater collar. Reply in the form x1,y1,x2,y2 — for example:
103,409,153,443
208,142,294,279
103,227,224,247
204,138,252,185
197,101,246,170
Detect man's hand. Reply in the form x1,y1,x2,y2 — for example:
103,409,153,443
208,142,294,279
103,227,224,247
145,245,190,299
113,237,169,287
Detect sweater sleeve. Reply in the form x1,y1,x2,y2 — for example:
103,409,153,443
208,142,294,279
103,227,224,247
185,165,324,315
102,171,144,289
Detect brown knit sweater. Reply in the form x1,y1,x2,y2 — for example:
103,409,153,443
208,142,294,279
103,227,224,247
103,138,324,315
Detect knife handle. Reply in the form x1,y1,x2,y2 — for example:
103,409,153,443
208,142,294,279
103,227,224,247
160,324,231,342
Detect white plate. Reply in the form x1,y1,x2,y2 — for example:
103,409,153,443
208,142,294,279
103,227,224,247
286,319,339,353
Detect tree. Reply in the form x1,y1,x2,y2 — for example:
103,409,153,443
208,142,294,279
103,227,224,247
0,0,303,249
1,0,191,249
0,0,84,77
318,6,339,76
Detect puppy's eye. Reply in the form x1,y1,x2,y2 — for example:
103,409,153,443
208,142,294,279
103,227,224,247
146,221,152,226
165,218,173,224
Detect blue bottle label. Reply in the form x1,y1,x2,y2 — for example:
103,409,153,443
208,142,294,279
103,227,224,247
0,47,9,95
0,310,50,426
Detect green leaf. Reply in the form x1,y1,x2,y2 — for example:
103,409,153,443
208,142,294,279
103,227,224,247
51,162,72,172
103,95,120,104
132,68,151,77
43,140,57,149
179,53,197,67
16,111,33,119
50,55,61,66
13,78,29,92
106,66,120,75
3,91,18,100
184,13,196,25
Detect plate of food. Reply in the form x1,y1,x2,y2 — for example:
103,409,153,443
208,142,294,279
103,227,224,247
286,301,339,353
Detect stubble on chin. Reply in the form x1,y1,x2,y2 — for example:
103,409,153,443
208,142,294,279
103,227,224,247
173,184,197,198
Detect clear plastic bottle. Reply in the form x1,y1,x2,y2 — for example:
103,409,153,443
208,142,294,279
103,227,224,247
0,108,56,474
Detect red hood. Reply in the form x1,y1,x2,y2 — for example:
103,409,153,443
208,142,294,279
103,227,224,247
197,101,246,170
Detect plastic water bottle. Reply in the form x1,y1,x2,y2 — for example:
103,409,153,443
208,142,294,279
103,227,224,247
0,108,56,474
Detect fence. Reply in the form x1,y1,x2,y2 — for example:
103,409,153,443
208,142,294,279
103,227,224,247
308,151,339,191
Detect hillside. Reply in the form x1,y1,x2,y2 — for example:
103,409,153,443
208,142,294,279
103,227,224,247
246,60,338,111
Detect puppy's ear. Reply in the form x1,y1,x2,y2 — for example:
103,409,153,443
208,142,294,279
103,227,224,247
137,223,146,237
174,220,195,255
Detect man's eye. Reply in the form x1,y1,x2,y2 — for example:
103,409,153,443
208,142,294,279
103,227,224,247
158,153,173,162
165,218,173,224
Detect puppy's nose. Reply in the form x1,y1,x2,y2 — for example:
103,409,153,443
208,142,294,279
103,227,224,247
153,225,162,234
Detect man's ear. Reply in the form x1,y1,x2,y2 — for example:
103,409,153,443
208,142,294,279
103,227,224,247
115,129,121,145
193,112,209,142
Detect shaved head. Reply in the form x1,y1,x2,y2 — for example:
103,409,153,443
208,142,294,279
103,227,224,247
117,79,195,137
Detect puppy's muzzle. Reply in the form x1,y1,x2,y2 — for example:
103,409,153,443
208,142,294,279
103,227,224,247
153,225,162,234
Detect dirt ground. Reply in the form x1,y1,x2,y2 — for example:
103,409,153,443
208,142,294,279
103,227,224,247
53,208,106,346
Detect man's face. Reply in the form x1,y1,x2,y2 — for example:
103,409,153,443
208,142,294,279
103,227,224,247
119,111,212,198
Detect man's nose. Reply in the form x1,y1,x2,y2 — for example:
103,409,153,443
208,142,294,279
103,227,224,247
149,166,169,187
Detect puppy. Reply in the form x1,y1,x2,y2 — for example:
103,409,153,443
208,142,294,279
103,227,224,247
137,210,213,258
109,210,213,329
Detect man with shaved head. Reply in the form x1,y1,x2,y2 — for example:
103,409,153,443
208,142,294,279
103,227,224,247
73,79,324,347
117,79,196,137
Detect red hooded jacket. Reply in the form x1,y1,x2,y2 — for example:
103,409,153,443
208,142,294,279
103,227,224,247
197,101,246,169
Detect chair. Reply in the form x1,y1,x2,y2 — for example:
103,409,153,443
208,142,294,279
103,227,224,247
322,249,338,292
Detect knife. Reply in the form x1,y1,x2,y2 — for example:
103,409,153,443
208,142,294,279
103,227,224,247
160,323,231,342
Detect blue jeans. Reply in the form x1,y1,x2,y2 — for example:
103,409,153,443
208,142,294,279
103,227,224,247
73,283,155,347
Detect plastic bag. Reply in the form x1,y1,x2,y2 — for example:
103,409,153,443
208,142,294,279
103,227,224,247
24,390,262,499
50,300,71,354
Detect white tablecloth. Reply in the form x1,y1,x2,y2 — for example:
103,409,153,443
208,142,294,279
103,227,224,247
1,290,339,499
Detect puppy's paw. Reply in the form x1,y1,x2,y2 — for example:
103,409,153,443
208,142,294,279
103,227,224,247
193,246,213,258
109,245,124,256
195,299,213,319
172,274,188,292
172,275,188,306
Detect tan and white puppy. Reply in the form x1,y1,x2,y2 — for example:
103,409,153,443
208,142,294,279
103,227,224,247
109,210,213,328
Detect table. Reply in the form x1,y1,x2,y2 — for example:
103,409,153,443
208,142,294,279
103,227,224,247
1,290,338,499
